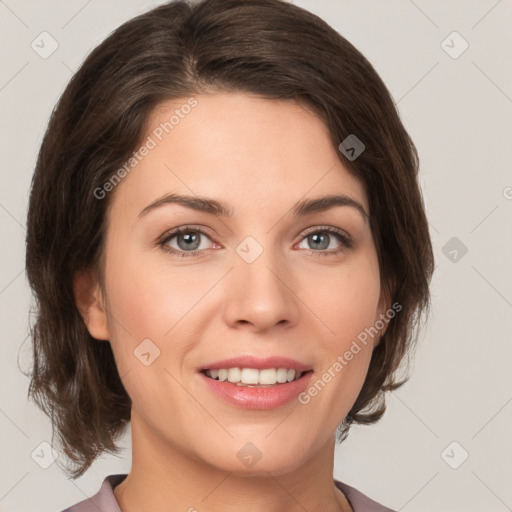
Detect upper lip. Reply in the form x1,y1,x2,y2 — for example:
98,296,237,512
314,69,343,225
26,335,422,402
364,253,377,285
198,356,312,373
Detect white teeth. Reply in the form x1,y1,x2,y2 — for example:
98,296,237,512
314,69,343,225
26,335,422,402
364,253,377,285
204,367,304,385
241,368,259,385
258,368,277,385
276,368,288,383
227,368,241,383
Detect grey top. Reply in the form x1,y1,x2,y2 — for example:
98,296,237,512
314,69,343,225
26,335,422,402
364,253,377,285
62,474,396,512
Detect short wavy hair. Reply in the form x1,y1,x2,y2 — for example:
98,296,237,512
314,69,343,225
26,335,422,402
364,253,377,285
25,0,434,478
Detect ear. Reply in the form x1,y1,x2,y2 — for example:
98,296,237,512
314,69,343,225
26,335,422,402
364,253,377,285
373,285,393,349
73,270,110,341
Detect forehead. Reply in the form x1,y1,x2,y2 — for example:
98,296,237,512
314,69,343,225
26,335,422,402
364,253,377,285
108,92,368,220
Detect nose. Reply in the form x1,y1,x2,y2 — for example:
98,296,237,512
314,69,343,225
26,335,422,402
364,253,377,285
222,245,301,333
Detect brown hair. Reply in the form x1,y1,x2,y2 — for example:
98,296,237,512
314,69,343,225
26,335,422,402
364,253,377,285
25,0,434,478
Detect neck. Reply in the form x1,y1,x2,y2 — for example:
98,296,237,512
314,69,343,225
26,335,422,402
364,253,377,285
114,408,352,512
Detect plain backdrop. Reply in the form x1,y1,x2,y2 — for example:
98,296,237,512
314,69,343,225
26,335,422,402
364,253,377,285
1,1,511,511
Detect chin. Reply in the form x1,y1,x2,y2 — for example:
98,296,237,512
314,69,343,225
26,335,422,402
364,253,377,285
199,439,310,477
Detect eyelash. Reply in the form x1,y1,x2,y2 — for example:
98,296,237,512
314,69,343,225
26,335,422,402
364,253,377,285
158,225,352,259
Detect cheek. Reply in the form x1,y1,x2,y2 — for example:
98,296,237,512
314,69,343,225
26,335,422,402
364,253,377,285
103,243,190,334
100,246,169,372
297,251,381,407
302,254,382,346
101,244,213,381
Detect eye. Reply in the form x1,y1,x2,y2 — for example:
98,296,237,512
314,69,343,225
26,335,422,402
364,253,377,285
158,225,352,259
296,226,352,256
159,226,217,258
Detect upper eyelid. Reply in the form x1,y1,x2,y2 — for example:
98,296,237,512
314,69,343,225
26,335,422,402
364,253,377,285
300,225,350,238
158,225,216,244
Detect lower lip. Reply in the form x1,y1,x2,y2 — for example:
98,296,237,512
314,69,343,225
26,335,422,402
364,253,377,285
199,371,313,409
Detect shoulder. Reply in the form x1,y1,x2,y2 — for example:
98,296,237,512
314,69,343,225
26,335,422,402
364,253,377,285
59,474,127,512
334,479,396,512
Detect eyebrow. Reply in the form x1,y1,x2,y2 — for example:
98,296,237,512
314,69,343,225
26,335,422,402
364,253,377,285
138,193,369,221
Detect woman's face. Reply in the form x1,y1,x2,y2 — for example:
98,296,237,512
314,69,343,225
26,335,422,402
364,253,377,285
87,92,388,475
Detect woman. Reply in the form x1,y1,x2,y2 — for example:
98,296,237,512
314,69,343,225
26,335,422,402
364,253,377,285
25,0,434,511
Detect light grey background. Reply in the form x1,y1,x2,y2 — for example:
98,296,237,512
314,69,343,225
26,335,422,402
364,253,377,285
1,1,511,511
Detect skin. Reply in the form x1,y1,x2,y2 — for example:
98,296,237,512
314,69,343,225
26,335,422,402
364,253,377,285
75,91,390,512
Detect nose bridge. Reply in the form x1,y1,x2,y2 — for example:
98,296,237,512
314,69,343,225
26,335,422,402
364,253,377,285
223,234,300,330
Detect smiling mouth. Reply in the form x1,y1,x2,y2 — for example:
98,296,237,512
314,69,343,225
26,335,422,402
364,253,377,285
201,368,312,387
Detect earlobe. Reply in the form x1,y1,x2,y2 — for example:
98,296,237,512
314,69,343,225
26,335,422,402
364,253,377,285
73,270,110,341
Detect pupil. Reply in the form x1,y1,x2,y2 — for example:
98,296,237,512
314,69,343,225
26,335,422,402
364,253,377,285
178,232,200,250
310,233,328,250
